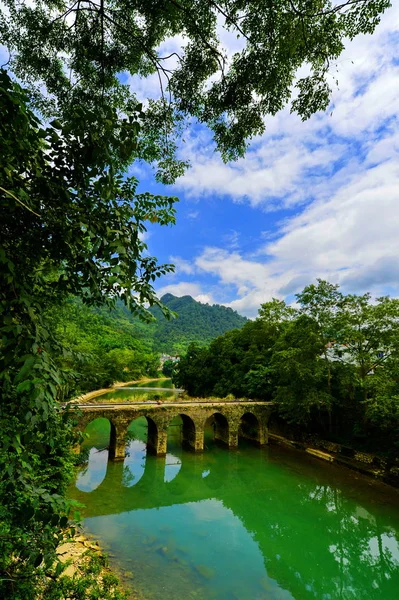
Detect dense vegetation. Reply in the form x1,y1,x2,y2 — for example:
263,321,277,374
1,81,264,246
46,299,160,398
0,1,392,598
175,281,399,455
44,293,246,399
1,1,390,163
151,294,248,354
0,69,176,599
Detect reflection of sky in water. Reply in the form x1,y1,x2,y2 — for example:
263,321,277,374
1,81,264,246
164,453,182,482
76,448,108,492
84,498,295,600
368,533,399,560
122,440,147,487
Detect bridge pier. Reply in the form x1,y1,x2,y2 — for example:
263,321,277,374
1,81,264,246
109,423,126,461
181,418,204,452
148,425,168,457
193,427,204,452
228,429,238,449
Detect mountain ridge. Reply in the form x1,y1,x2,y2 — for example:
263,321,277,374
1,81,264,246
149,293,248,354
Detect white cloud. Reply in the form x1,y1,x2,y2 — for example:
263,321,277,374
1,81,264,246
158,4,399,317
132,4,399,317
195,294,213,305
157,282,201,298
170,3,399,210
156,281,215,305
169,255,195,275
189,155,399,317
223,230,240,249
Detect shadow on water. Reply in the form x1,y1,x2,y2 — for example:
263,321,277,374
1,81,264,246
72,418,399,600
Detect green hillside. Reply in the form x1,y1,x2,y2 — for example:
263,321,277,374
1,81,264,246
47,295,247,394
150,293,248,354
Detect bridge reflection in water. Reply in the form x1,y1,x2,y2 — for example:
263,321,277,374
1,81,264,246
70,417,399,600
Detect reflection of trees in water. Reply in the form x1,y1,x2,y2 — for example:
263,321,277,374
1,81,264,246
242,476,399,600
126,416,149,444
122,464,136,487
76,444,91,466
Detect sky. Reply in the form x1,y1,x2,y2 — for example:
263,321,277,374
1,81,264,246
128,3,399,318
2,3,398,318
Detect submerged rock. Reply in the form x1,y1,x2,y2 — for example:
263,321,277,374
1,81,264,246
156,545,169,557
194,564,216,580
259,577,274,592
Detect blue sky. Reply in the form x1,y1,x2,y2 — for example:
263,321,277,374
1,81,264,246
128,4,399,317
2,4,398,318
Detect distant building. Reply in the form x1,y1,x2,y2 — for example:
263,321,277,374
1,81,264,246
159,354,180,367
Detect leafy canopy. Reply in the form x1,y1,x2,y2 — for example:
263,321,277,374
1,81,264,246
0,0,392,163
0,67,174,598
175,280,399,453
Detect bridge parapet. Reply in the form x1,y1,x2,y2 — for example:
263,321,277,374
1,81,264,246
72,401,274,459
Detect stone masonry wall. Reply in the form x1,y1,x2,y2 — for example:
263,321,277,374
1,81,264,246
73,401,273,459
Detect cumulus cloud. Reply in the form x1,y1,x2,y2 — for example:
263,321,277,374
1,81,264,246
171,4,399,211
157,4,399,317
169,255,195,275
190,151,399,316
187,147,399,316
156,281,215,305
130,5,399,318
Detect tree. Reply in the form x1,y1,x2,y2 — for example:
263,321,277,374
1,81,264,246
335,294,399,402
0,70,176,598
173,343,212,396
258,298,297,327
296,279,343,430
162,359,176,378
271,315,332,425
0,0,391,163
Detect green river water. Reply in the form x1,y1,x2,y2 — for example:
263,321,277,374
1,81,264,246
69,391,399,600
99,378,180,402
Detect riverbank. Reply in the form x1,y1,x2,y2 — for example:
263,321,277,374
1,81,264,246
57,530,146,599
269,432,399,488
72,378,170,403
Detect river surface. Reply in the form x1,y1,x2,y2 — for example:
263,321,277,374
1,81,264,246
98,378,180,402
69,398,399,600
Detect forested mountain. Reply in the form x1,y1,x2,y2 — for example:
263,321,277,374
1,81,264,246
47,294,247,395
150,294,248,354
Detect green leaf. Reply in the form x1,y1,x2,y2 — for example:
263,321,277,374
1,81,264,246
59,515,68,528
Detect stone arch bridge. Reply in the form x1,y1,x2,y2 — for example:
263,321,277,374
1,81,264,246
73,401,274,459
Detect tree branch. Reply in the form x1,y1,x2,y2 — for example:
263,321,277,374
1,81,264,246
0,186,41,218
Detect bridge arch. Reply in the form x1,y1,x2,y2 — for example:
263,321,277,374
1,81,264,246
167,413,199,452
204,412,230,448
126,415,160,456
77,416,118,455
239,412,262,446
